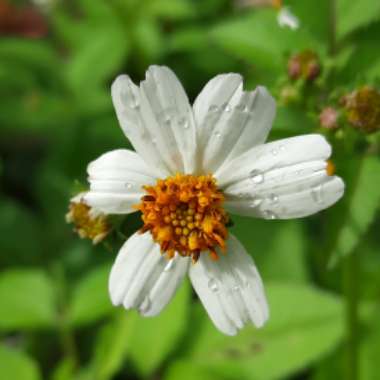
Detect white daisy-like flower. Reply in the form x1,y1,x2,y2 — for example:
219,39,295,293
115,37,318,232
84,66,344,335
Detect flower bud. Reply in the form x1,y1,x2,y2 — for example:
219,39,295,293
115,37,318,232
319,107,340,130
341,86,380,134
66,193,111,244
287,51,321,81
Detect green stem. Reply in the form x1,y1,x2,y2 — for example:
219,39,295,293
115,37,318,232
343,251,359,380
329,0,337,57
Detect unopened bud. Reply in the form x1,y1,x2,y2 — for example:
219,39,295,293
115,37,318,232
341,86,380,134
287,51,321,81
319,107,340,130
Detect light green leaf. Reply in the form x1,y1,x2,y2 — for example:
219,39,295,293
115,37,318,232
65,30,129,95
148,0,195,20
129,281,191,377
210,10,321,73
329,156,380,267
256,221,309,283
164,360,219,380
0,269,56,330
89,311,135,380
186,283,344,380
337,0,380,40
0,345,41,380
232,218,309,283
67,263,113,327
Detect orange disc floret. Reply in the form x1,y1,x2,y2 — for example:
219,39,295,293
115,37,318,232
136,174,229,262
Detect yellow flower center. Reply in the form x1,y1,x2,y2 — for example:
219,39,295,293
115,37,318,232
66,199,110,244
136,174,229,262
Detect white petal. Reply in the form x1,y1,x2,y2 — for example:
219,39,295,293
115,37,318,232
217,135,345,219
85,149,157,214
189,234,268,336
112,66,196,175
109,232,190,316
193,74,276,173
277,7,300,30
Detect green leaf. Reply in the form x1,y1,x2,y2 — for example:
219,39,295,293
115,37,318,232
185,283,344,380
147,0,195,20
0,199,43,266
360,315,380,379
65,30,129,95
0,345,41,380
0,269,56,330
232,218,309,283
164,360,220,380
67,263,114,327
255,221,309,283
337,0,380,40
129,281,191,377
210,10,321,74
89,311,135,380
329,156,380,267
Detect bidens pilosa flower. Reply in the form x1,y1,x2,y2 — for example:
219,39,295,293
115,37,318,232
84,66,344,335
66,193,111,244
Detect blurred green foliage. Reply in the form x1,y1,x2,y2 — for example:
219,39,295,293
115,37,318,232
0,0,379,380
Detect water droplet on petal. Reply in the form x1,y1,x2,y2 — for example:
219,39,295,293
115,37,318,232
125,182,133,190
263,210,277,220
250,198,263,207
250,170,264,184
233,285,240,292
279,144,285,152
209,105,219,112
178,116,189,129
208,278,219,292
164,258,175,272
222,103,231,112
215,131,222,138
311,184,324,204
268,193,279,204
271,148,278,156
235,104,245,112
139,297,151,313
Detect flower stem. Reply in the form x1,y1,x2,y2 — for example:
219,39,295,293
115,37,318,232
343,251,359,380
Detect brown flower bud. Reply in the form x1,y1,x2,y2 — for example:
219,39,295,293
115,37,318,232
341,86,380,134
287,50,321,82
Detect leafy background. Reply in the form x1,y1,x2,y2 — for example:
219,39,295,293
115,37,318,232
0,0,380,379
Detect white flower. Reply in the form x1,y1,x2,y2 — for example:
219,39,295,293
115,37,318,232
277,7,300,30
84,66,344,335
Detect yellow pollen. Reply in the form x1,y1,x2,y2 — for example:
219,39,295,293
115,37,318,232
66,199,110,244
326,160,335,176
136,173,229,262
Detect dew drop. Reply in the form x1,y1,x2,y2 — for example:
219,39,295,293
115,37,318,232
214,131,222,138
233,285,240,292
139,297,151,313
164,258,175,272
311,184,323,204
222,103,231,112
235,104,245,112
271,148,278,156
125,182,133,190
178,116,189,129
250,169,264,184
268,193,279,204
263,210,277,220
208,278,219,292
279,144,285,152
208,105,219,112
250,197,263,207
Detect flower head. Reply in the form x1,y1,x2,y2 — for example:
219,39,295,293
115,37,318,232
288,50,321,81
341,86,380,134
66,193,111,244
84,66,344,335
